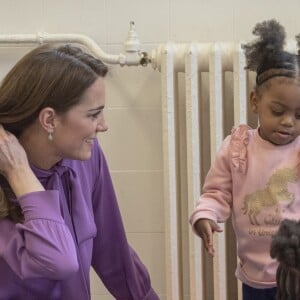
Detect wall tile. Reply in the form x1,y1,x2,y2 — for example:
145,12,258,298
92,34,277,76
90,268,109,295
170,0,235,42
127,233,166,295
0,0,43,33
102,44,162,112
232,0,300,41
42,0,106,43
105,64,162,108
98,107,163,171
106,0,169,43
0,47,33,79
91,295,113,300
110,171,164,232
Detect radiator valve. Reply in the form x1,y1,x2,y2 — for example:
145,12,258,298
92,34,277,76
124,21,140,53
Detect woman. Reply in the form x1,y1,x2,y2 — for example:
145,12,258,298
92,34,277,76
0,44,159,299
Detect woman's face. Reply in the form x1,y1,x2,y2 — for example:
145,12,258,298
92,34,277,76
53,77,108,161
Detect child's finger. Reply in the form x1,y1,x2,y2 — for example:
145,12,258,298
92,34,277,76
207,244,215,256
211,222,223,233
203,226,215,256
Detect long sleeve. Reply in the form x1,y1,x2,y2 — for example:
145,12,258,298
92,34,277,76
189,135,233,227
91,145,159,300
0,190,78,280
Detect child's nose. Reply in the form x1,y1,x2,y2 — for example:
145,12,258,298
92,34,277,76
281,114,294,127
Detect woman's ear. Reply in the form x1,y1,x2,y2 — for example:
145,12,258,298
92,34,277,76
250,90,259,113
38,107,56,133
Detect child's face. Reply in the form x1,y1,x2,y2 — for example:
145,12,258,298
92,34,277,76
251,78,300,145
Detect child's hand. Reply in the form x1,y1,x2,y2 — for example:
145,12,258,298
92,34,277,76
194,219,223,256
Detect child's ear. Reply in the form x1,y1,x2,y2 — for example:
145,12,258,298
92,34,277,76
250,91,259,113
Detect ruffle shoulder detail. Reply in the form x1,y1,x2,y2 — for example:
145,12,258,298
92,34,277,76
230,124,251,173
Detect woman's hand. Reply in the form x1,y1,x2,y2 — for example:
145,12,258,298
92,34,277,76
0,125,29,177
194,219,223,256
0,125,44,197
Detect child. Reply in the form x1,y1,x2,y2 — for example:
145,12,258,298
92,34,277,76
189,19,300,300
270,219,300,300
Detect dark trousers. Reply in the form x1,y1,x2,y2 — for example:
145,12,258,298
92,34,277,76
242,283,277,300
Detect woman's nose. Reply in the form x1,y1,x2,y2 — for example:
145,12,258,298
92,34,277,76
96,117,108,132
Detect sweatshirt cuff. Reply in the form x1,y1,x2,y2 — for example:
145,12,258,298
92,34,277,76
18,190,63,223
189,211,218,236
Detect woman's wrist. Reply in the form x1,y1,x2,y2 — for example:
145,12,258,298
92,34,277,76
6,166,44,198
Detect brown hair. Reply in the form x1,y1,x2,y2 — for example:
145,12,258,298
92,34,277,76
0,43,108,222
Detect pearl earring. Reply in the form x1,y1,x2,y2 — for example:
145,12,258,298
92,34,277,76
48,129,53,141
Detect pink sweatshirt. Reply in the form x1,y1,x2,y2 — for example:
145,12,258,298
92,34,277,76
189,124,300,288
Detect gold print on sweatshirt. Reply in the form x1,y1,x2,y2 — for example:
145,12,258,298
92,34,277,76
242,168,297,226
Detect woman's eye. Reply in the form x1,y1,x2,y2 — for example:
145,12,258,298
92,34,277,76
89,111,101,119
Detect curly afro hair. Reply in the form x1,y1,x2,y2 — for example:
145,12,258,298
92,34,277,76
270,219,300,300
242,19,300,87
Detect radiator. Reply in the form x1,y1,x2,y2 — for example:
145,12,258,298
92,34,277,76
151,43,251,300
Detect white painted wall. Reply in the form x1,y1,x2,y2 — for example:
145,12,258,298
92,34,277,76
1,1,300,299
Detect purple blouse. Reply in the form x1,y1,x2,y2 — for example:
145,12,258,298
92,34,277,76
0,140,159,300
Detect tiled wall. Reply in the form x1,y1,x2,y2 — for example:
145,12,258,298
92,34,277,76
1,1,300,299
97,60,165,299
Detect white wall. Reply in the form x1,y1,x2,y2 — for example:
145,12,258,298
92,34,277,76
1,1,300,299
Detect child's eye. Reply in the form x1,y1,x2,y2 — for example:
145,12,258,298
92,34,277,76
271,110,284,116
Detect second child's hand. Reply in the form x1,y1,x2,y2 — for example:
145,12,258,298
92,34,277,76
194,219,223,256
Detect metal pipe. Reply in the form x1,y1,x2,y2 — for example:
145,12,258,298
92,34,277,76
0,22,149,67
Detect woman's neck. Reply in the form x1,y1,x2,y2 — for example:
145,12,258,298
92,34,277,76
19,124,61,170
